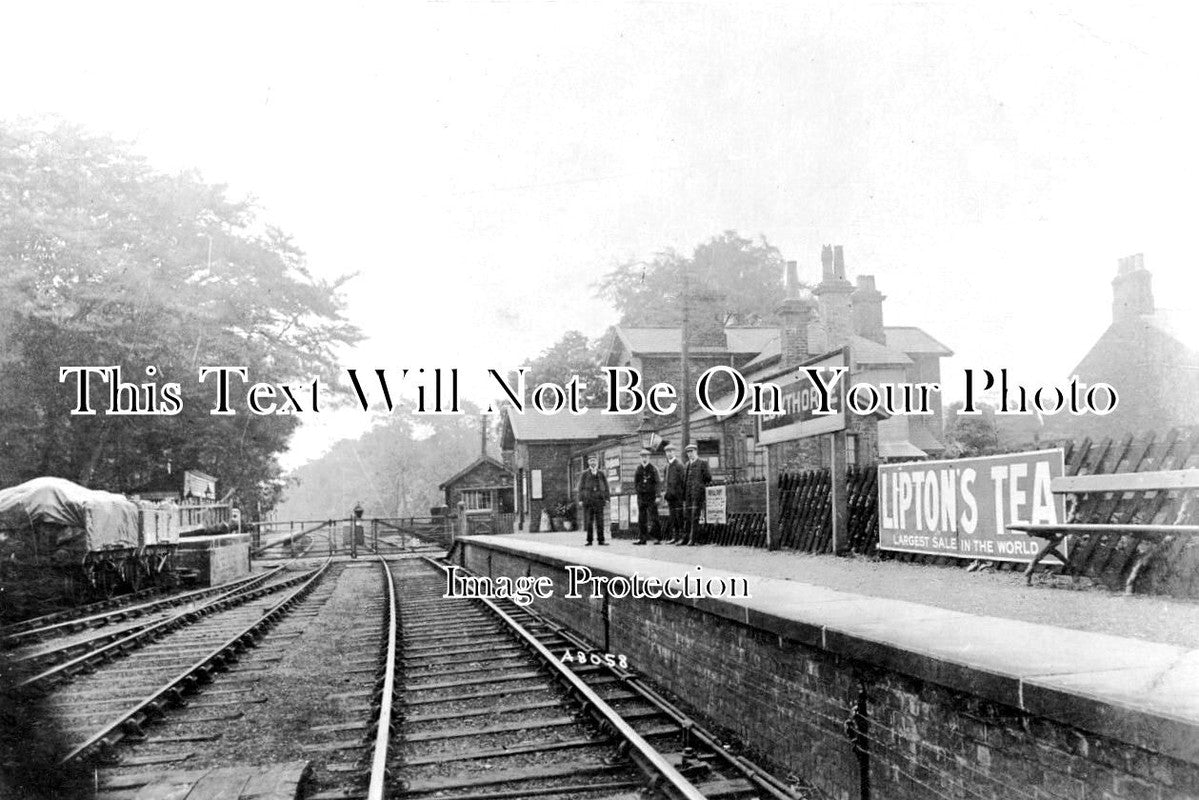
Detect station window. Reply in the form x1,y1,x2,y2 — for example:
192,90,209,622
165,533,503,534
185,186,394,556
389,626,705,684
745,435,767,479
846,434,858,467
697,439,720,468
461,490,492,510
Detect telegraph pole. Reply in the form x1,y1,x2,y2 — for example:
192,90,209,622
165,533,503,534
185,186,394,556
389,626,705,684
680,257,690,450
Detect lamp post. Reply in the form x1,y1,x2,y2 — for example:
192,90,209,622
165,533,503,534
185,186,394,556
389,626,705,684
352,502,364,559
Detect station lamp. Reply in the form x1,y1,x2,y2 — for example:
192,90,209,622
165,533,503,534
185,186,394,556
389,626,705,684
637,412,657,452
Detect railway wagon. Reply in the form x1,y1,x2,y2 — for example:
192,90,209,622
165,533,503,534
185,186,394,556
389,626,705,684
0,477,179,618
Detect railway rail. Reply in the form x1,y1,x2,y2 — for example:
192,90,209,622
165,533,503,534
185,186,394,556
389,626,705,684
81,557,394,800
16,565,315,689
381,555,803,800
2,568,286,653
0,585,169,639
42,550,800,799
40,560,330,763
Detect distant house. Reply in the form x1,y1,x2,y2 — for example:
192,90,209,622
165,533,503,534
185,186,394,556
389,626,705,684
1042,254,1199,441
438,456,514,517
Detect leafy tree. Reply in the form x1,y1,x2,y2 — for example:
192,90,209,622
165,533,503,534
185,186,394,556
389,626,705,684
0,120,358,509
594,230,789,327
943,401,1002,457
522,330,607,408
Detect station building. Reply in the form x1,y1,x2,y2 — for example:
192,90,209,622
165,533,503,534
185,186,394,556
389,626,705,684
500,246,952,532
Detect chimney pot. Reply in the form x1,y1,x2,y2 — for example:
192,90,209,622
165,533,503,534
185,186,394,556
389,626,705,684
1111,252,1153,322
784,260,800,298
852,274,886,344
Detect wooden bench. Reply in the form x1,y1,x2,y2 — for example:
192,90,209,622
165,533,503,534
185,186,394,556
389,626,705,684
1007,469,1199,592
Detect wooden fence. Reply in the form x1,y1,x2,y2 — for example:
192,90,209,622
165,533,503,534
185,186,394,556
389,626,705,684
772,427,1199,596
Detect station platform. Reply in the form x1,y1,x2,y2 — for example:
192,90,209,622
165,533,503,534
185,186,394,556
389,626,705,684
451,532,1199,798
504,531,1199,648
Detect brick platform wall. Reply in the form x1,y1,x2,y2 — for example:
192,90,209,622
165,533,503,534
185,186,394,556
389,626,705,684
458,542,1199,800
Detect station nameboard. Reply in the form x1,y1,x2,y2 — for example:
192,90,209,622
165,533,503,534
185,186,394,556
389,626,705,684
756,348,847,445
877,448,1067,563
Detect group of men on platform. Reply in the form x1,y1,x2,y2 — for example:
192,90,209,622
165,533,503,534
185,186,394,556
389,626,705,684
575,442,712,547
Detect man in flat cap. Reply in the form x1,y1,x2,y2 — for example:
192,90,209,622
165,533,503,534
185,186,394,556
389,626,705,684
662,443,686,544
681,443,711,546
578,453,609,546
633,447,662,545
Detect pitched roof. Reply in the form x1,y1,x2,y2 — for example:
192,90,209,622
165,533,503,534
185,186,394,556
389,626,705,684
1147,310,1199,357
504,405,643,442
909,424,946,453
806,323,913,367
610,326,778,356
438,456,511,490
884,326,954,356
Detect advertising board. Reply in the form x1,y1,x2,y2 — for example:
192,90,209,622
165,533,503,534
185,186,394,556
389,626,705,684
705,485,727,524
878,448,1067,563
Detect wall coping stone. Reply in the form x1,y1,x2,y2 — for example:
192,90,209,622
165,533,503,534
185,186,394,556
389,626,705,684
454,535,1199,766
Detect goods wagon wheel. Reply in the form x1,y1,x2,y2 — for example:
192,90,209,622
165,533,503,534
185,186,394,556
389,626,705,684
125,557,151,593
90,560,122,600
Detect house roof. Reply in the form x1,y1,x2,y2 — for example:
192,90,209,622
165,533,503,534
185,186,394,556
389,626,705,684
438,456,512,490
503,405,643,443
1147,310,1199,357
609,326,778,357
608,323,948,366
909,424,946,453
879,440,929,459
805,324,913,367
884,326,954,356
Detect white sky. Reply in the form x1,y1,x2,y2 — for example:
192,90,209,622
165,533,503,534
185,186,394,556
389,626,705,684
3,2,1196,468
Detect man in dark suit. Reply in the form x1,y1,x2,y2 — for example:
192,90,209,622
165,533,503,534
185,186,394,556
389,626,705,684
682,443,712,546
632,448,662,545
662,443,686,544
577,453,610,546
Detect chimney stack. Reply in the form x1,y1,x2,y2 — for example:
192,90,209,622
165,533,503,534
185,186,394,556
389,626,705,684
1112,253,1153,323
813,244,855,349
776,260,812,368
851,275,886,344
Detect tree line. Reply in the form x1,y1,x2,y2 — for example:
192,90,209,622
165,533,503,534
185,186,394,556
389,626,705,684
0,120,358,511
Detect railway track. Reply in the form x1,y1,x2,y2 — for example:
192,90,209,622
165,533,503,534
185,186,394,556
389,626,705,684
384,556,802,800
39,561,330,763
3,567,294,665
15,565,317,689
0,585,170,640
71,558,390,799
48,552,800,800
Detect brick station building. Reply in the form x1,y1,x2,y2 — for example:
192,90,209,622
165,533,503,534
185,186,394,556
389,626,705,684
500,245,952,533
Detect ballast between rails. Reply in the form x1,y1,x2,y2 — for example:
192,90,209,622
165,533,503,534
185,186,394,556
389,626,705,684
60,559,333,765
19,564,301,689
3,568,280,648
417,554,709,800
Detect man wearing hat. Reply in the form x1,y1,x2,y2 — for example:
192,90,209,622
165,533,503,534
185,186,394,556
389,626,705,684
662,443,686,544
682,443,712,546
632,447,662,545
577,453,610,546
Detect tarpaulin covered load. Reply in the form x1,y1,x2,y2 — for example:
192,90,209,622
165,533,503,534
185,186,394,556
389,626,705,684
0,477,139,552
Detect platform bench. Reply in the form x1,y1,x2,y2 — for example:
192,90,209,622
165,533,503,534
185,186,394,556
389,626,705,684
1007,469,1199,592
